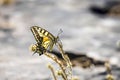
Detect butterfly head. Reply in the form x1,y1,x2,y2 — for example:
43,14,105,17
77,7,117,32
29,44,45,56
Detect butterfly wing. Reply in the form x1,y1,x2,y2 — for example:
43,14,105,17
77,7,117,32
31,26,57,51
42,29,57,51
31,26,43,44
47,34,56,51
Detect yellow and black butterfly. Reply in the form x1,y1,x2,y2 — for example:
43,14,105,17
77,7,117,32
30,26,60,56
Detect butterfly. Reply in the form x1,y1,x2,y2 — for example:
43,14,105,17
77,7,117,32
30,26,60,56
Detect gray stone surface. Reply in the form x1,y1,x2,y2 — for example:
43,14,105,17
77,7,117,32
0,0,120,80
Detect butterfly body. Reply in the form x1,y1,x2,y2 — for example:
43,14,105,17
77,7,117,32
32,43,46,56
30,26,58,55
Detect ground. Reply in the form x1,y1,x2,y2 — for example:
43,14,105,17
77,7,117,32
0,0,120,80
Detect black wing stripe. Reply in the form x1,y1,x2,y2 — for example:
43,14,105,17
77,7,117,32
36,26,56,41
31,26,43,44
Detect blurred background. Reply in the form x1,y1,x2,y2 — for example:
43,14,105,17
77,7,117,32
0,0,120,80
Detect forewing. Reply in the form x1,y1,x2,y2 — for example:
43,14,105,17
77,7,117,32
30,26,43,44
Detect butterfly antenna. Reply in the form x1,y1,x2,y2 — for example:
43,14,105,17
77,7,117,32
32,51,37,56
57,29,63,39
57,29,63,37
56,29,63,45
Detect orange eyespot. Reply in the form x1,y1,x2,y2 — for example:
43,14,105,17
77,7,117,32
29,44,37,52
